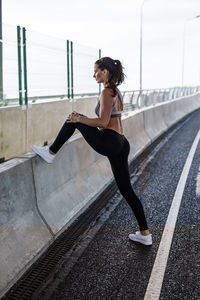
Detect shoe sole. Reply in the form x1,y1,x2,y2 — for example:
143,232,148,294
129,235,152,246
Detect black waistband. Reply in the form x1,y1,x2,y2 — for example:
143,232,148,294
110,114,121,118
101,128,124,137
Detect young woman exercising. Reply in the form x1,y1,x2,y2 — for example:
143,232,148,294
32,57,152,246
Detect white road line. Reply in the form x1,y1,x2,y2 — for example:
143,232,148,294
144,129,200,300
196,165,200,197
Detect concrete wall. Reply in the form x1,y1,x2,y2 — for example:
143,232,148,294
0,106,27,160
0,93,200,298
0,97,98,161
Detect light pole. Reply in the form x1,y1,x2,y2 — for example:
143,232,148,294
138,0,146,107
139,0,145,94
138,0,150,107
182,15,200,86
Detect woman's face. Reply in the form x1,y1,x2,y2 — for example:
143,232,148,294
93,64,108,85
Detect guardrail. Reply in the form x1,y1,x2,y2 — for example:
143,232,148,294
121,86,200,112
1,86,200,109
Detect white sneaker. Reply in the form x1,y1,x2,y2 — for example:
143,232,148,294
129,231,152,246
32,145,56,164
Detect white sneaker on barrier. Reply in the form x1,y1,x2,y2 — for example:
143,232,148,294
129,231,152,246
32,145,56,164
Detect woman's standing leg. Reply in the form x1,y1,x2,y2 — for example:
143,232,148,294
108,141,149,232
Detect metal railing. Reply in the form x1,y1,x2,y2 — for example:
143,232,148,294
0,24,200,108
121,86,200,112
0,23,101,107
1,86,200,109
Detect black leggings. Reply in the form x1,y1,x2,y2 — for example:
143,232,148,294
50,121,149,231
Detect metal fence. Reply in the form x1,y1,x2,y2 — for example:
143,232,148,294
0,24,101,106
0,24,200,108
1,24,19,104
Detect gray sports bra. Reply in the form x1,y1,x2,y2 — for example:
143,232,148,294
95,89,123,118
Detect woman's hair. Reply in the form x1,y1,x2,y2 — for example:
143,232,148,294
95,57,125,98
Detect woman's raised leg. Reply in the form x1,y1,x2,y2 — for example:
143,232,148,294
49,122,76,153
50,121,107,156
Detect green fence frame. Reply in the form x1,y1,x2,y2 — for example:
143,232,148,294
17,26,23,105
22,27,28,105
15,29,99,105
17,26,28,106
66,40,70,99
70,41,74,99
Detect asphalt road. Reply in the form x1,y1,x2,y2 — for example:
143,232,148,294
32,108,200,300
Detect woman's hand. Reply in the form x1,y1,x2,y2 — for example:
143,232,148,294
66,111,80,123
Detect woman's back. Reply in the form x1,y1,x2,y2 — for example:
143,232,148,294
97,88,124,135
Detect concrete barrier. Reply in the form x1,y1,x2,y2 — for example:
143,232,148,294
161,96,192,128
122,110,151,161
0,155,53,297
0,92,200,298
143,104,168,142
0,106,27,160
0,97,98,161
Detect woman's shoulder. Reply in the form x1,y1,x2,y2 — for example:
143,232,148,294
101,87,113,96
99,89,115,107
102,87,119,99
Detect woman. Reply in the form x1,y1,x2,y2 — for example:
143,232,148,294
32,57,152,246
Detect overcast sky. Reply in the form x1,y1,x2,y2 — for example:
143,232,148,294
3,0,200,91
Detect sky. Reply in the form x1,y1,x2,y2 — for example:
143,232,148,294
3,0,200,92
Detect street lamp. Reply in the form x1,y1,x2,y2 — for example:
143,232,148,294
139,0,145,94
138,0,146,107
181,15,200,86
138,0,150,107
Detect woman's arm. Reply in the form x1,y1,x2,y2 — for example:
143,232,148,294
67,89,114,128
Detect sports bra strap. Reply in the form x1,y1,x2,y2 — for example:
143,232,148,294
113,97,118,109
116,89,123,102
112,89,123,109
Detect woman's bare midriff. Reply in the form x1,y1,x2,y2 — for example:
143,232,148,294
99,116,123,135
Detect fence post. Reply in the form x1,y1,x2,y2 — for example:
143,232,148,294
17,26,23,105
22,27,28,105
99,49,101,95
66,40,70,99
70,41,74,99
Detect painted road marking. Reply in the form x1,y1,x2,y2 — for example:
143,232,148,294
196,165,200,197
144,129,200,300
